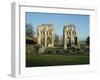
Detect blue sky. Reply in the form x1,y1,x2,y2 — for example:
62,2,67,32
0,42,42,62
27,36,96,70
26,12,89,41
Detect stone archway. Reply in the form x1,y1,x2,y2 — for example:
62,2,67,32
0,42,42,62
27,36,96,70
41,37,45,45
47,37,52,47
67,37,71,47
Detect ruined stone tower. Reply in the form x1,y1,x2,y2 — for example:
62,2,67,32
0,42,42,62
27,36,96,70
37,24,54,47
63,24,78,49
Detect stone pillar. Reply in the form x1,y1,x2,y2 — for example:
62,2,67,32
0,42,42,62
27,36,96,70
44,26,47,47
64,29,67,49
71,31,73,44
37,36,41,44
51,30,54,47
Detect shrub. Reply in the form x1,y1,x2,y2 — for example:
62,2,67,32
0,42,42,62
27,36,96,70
26,44,34,54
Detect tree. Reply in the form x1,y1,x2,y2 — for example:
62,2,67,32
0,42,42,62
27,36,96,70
86,36,89,45
54,34,59,46
26,24,35,38
59,36,63,46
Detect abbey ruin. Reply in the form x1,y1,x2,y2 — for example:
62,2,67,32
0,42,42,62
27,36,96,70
37,24,78,49
63,24,78,49
37,24,54,47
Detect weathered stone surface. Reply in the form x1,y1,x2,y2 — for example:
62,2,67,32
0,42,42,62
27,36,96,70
63,24,78,49
38,45,45,54
37,24,54,47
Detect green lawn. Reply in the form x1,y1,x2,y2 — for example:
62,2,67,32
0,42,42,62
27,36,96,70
26,54,89,67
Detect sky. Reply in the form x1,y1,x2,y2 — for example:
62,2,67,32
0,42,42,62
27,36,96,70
26,12,89,41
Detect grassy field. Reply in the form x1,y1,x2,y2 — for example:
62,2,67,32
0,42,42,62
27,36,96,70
26,54,89,67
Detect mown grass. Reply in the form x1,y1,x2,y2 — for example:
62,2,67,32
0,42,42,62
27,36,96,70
26,54,89,67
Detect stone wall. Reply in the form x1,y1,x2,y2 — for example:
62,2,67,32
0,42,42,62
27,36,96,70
37,24,54,47
63,24,78,49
